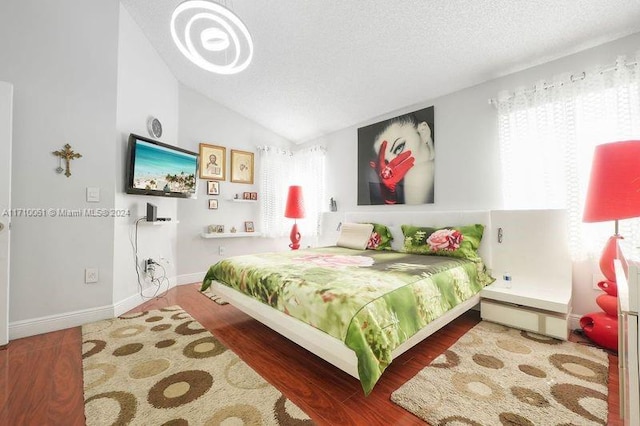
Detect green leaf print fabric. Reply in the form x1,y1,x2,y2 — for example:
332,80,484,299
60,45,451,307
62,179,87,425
201,246,493,395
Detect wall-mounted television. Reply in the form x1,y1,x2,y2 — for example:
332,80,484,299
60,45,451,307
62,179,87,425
125,134,198,198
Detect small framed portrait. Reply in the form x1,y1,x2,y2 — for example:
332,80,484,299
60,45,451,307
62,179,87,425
244,221,254,232
250,192,257,200
199,143,226,180
208,224,223,233
207,181,219,195
243,192,251,200
208,199,218,210
230,150,254,184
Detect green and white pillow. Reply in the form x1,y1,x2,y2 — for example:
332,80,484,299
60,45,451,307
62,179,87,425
401,224,484,260
365,223,394,251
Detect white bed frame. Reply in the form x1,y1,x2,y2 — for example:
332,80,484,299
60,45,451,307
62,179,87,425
212,210,493,380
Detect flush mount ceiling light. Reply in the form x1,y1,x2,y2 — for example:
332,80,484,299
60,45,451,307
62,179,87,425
170,0,253,75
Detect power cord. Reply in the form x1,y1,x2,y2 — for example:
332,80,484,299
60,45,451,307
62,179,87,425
130,217,169,300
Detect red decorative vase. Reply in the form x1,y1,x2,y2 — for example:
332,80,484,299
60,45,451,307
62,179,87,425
595,294,618,316
580,312,618,351
597,280,618,296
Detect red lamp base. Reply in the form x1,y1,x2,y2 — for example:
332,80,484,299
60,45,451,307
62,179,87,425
597,280,618,296
580,312,618,351
595,294,617,316
599,235,624,282
289,222,301,250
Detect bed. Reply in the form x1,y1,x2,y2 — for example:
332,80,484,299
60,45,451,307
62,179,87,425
201,210,494,394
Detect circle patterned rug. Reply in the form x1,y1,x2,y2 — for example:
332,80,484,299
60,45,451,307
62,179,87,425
82,305,313,425
391,321,609,426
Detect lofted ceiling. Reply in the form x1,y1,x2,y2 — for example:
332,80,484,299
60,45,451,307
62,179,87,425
120,0,640,144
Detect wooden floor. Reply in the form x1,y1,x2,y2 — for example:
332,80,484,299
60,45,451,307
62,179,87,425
0,283,622,425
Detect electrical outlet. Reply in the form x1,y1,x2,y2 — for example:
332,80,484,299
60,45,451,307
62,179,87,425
219,246,225,256
85,268,99,284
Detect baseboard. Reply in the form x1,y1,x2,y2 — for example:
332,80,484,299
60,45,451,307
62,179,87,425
9,303,114,340
177,272,205,286
10,276,184,339
569,313,582,331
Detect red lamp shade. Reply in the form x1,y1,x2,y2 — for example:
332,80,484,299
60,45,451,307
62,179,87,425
285,185,305,219
583,140,640,281
583,140,640,223
285,186,305,250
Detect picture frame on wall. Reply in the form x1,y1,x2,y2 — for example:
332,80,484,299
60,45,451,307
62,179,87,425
230,150,254,184
199,143,226,180
207,181,219,195
356,106,435,206
208,199,218,210
244,221,254,232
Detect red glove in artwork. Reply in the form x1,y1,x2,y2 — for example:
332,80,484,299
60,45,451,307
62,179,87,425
369,140,415,204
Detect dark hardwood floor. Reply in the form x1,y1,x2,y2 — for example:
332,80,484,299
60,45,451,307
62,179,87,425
0,283,622,425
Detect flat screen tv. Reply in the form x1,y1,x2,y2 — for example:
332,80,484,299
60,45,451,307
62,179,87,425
125,134,198,198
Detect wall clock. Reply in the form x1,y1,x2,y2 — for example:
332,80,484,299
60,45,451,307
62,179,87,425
147,116,162,138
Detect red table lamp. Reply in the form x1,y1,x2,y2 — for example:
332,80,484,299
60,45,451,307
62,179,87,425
285,185,305,250
580,140,640,351
583,140,640,280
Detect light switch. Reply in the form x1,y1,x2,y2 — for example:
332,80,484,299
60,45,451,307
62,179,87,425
86,187,100,202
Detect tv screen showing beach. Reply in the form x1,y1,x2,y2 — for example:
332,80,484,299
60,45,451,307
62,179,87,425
132,140,197,194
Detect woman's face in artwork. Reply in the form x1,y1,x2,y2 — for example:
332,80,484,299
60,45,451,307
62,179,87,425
373,121,432,164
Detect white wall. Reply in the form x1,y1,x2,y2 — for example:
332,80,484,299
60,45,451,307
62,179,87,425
176,86,293,283
113,4,181,311
309,32,640,318
0,0,119,324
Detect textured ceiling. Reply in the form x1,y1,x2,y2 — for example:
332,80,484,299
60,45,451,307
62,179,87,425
120,0,640,143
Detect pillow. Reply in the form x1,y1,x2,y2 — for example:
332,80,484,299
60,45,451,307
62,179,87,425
401,224,485,260
336,223,374,250
364,223,394,251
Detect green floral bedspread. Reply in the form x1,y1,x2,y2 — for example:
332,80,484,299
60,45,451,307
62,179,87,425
201,247,493,395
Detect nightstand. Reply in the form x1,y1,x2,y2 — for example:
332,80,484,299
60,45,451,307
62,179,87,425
480,209,573,340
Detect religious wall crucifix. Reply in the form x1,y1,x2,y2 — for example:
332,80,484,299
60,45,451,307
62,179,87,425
52,144,82,178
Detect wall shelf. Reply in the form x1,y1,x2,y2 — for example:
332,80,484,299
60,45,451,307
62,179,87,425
142,220,179,225
228,199,257,203
201,232,262,239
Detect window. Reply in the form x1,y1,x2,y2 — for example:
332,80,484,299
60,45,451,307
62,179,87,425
258,145,326,239
496,55,640,259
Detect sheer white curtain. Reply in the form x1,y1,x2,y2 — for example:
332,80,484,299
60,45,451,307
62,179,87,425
496,54,640,259
258,145,326,238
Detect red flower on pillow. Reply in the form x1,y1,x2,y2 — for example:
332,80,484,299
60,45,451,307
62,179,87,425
368,232,381,249
427,229,463,251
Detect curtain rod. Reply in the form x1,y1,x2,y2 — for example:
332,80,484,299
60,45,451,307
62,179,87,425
488,57,639,107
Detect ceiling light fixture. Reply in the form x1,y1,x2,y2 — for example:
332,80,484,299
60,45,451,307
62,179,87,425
170,0,253,75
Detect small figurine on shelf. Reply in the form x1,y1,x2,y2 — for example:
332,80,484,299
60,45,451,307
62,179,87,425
234,194,239,199
230,226,237,233
330,197,337,212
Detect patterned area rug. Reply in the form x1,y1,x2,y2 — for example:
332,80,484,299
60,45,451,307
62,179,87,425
82,306,313,425
391,321,609,426
199,287,229,305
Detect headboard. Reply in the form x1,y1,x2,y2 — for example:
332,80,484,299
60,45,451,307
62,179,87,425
343,210,493,269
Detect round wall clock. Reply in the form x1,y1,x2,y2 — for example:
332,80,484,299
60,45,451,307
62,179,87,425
147,116,163,138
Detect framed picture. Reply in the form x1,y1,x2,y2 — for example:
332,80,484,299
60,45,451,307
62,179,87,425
230,150,254,184
243,192,251,200
208,199,218,210
244,221,254,232
250,192,257,200
199,143,226,180
207,181,219,195
207,224,224,233
357,106,435,206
